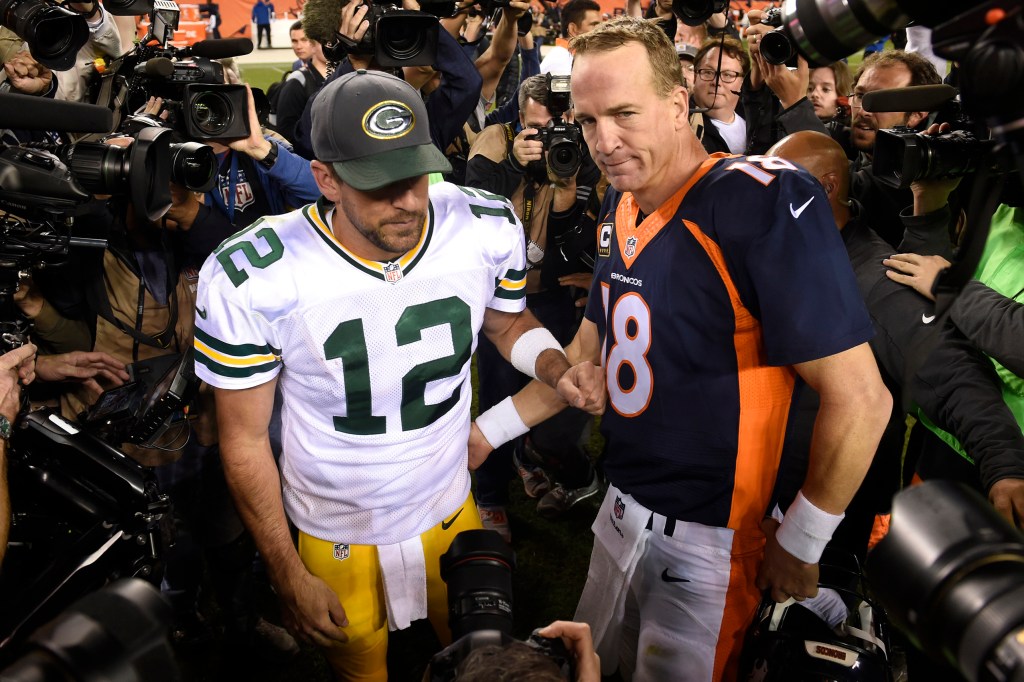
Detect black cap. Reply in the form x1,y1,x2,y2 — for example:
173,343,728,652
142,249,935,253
310,69,452,191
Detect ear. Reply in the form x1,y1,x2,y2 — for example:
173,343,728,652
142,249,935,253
820,171,840,201
671,85,690,130
311,160,342,203
907,110,929,128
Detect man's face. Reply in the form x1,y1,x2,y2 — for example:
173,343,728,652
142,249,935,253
692,48,742,118
338,174,430,258
568,10,602,38
572,42,686,198
655,0,673,11
521,97,555,133
290,29,312,60
850,63,914,153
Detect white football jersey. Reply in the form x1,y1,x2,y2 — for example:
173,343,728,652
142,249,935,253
195,182,527,545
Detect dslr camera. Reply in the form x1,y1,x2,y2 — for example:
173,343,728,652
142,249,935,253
758,7,799,68
528,74,583,179
427,529,576,680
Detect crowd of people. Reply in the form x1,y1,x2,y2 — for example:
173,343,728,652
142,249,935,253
1,0,1021,680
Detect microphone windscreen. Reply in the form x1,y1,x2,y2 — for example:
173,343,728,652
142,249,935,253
0,93,113,133
302,0,345,46
189,38,254,59
861,84,957,113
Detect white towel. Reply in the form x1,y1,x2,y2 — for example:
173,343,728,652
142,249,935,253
574,485,651,676
377,536,428,631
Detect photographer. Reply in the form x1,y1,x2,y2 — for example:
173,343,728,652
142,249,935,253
162,86,320,259
539,0,600,76
292,0,483,161
54,0,121,104
0,343,36,569
466,74,601,536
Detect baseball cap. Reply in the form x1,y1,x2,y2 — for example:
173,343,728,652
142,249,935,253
311,69,452,191
676,44,698,61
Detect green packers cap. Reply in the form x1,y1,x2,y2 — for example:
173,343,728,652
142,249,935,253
310,69,452,191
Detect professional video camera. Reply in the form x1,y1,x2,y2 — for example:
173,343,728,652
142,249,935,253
672,0,726,27
867,86,1004,190
303,0,454,68
0,0,88,71
0,579,180,681
427,529,576,680
867,480,1024,682
89,0,259,140
528,74,583,179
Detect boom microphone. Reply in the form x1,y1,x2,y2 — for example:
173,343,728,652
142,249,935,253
0,93,113,133
187,38,254,60
861,84,958,113
133,57,175,77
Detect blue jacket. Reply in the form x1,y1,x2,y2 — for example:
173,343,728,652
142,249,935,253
252,1,273,24
184,136,319,261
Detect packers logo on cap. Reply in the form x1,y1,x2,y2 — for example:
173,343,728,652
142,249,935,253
362,100,415,140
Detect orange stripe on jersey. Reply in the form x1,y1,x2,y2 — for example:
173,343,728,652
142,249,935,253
613,155,724,269
713,539,763,681
680,218,796,533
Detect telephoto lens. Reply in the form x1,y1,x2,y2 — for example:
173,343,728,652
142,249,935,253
439,528,516,640
0,0,88,70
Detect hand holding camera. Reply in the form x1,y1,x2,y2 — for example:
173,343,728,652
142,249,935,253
2,49,50,95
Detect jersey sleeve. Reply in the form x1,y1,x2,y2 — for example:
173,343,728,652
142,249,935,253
717,159,874,366
193,232,284,390
444,183,528,314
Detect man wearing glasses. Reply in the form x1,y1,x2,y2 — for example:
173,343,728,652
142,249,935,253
691,36,750,154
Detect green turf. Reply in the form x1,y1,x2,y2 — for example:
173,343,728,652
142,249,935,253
240,63,294,93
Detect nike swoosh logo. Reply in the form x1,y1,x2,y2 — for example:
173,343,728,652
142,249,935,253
196,306,208,320
441,507,463,531
789,196,815,219
661,568,690,583
922,313,936,324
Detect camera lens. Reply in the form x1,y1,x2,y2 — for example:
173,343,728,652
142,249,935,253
0,0,88,71
379,14,426,61
62,142,131,195
760,29,795,66
548,139,582,178
169,142,216,192
190,91,232,137
440,529,516,640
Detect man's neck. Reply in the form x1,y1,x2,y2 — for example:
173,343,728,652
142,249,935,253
634,136,709,215
706,106,735,124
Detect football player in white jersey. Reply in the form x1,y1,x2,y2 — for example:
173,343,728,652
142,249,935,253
194,69,604,680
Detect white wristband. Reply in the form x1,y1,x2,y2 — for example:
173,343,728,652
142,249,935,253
510,327,564,380
475,397,529,450
774,491,844,564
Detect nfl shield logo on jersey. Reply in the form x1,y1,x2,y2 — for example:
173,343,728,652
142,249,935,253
624,236,637,258
614,496,625,520
383,262,403,283
333,543,350,561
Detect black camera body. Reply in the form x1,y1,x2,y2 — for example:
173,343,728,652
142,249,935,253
0,0,88,71
673,0,726,27
330,2,440,68
759,7,799,68
528,74,583,179
427,529,575,681
873,125,997,190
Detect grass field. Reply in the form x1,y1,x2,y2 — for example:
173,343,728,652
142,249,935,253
241,62,295,93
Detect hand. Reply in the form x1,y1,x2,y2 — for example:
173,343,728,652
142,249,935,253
339,1,372,69
909,123,961,215
226,85,273,159
278,568,350,648
12,273,44,319
164,182,203,231
0,344,37,421
536,621,601,682
989,478,1024,529
555,361,605,415
756,54,809,110
36,351,130,402
503,0,530,21
512,127,544,168
3,51,52,96
139,95,170,121
756,518,819,603
467,421,494,470
882,252,951,301
558,273,591,308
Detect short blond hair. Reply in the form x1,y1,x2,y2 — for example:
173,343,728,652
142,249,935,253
569,16,681,98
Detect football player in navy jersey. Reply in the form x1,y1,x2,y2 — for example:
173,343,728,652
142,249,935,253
469,16,892,681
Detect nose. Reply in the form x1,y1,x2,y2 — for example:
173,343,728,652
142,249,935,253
589,119,620,158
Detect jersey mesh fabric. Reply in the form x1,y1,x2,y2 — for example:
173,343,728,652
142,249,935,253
196,182,526,544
